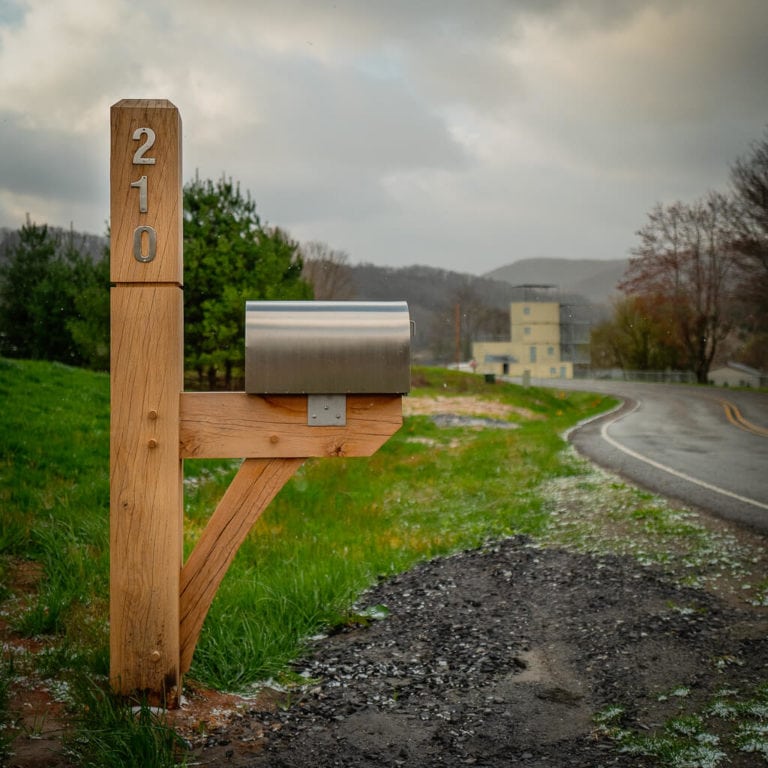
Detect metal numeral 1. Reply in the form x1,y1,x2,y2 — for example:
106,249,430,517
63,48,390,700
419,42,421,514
133,225,157,262
130,175,148,213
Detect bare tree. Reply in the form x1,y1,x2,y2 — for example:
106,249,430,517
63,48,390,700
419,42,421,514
300,241,356,299
731,127,768,266
620,193,739,382
730,127,768,368
430,282,508,363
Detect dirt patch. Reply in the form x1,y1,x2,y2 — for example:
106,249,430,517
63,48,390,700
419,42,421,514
403,395,538,421
402,395,535,446
5,687,69,768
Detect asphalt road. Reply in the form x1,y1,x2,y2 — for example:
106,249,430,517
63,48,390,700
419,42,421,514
536,379,768,533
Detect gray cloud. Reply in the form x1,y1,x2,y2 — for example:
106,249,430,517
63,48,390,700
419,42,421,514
0,112,103,200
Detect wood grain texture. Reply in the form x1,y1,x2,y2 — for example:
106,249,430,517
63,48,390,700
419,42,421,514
110,285,184,701
179,458,303,673
179,393,403,459
110,99,182,285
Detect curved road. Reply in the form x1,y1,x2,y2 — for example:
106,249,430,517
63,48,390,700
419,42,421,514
542,379,768,534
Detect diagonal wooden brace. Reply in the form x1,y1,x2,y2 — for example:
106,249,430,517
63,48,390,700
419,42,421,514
179,457,304,673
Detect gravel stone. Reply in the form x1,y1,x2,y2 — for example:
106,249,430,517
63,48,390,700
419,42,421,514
191,534,768,767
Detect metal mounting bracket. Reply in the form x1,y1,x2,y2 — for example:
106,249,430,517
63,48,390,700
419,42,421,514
308,394,347,426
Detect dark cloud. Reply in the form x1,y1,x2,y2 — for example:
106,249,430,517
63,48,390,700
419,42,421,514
0,112,104,201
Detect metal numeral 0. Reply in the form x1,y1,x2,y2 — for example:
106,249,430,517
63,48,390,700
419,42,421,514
133,225,157,263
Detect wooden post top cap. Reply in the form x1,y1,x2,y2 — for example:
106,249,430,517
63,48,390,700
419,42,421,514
112,99,178,110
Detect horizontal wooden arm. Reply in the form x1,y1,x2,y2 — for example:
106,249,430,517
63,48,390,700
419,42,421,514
179,392,402,459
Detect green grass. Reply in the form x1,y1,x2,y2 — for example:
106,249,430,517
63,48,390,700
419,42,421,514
0,358,613,760
540,460,768,600
4,357,768,765
0,358,110,555
0,363,610,679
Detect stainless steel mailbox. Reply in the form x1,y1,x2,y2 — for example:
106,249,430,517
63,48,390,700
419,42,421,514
245,301,411,395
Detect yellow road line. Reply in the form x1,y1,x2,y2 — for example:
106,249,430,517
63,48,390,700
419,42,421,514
720,400,768,438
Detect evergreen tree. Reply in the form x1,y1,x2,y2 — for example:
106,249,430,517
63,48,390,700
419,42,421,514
0,221,76,362
183,176,312,388
0,221,110,368
66,246,110,371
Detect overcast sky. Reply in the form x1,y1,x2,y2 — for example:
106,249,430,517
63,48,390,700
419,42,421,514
1,1,766,275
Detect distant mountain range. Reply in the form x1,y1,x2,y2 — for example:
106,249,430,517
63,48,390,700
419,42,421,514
350,258,627,309
485,258,628,306
348,258,624,362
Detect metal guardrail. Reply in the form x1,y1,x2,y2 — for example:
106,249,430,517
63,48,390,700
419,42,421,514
574,369,697,384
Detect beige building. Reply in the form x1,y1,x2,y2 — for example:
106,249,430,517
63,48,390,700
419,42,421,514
473,301,573,379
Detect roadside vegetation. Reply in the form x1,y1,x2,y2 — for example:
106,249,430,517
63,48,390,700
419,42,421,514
594,684,768,767
1,359,766,766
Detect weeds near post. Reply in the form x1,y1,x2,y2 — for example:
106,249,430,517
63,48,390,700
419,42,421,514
65,676,188,768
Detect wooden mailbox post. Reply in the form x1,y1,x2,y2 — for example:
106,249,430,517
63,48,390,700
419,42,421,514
109,100,405,706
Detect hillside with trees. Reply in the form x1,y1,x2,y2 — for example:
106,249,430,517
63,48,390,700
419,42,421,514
344,263,604,364
0,224,106,265
348,264,514,363
0,215,611,374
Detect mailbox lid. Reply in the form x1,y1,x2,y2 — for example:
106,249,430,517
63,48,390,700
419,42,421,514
245,301,411,394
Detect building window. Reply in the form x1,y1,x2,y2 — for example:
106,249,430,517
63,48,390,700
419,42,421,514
523,306,531,315
524,326,531,335
529,346,537,363
550,367,556,376
547,346,554,356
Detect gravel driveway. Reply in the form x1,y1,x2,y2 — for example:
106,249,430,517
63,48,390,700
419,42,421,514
186,529,768,767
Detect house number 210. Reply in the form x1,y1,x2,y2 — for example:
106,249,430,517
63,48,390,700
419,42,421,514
131,127,157,262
